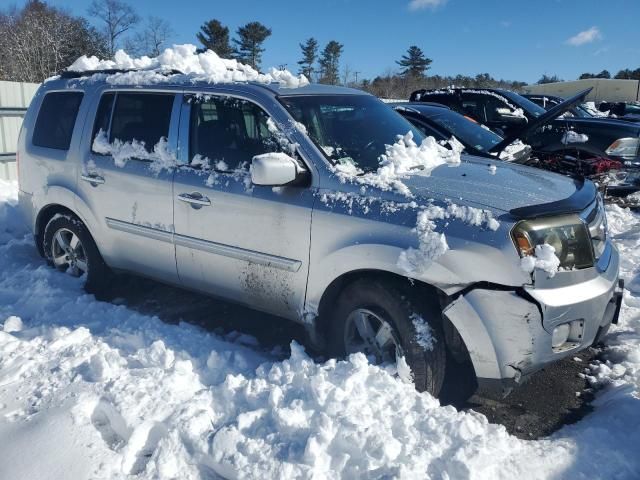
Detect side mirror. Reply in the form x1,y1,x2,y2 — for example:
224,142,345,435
250,153,307,186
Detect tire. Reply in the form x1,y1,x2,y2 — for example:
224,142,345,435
327,278,446,396
43,214,111,295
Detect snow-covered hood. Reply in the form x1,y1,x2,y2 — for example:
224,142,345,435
405,155,581,214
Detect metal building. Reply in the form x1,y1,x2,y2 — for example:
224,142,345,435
0,81,40,181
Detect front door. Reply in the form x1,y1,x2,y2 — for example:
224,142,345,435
78,90,180,282
173,93,314,319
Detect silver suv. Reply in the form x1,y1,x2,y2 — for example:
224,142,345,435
17,72,623,398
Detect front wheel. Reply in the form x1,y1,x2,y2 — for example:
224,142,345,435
327,278,447,396
43,214,111,294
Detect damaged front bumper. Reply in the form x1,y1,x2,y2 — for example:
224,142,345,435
443,242,622,398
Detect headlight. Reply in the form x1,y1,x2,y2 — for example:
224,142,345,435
605,137,640,159
512,215,594,270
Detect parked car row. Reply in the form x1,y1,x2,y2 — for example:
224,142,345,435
405,87,640,206
17,68,623,402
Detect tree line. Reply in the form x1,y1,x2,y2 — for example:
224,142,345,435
2,0,638,98
537,67,640,84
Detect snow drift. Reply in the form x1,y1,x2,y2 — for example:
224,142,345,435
1,178,640,479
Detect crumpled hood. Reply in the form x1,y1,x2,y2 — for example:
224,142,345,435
404,155,580,213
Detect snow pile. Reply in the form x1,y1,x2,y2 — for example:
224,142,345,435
520,244,561,277
398,202,499,275
583,102,609,117
68,44,309,88
498,139,529,161
0,179,22,243
334,131,462,196
92,130,176,173
561,130,589,145
2,181,640,478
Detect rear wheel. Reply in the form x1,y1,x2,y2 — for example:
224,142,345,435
43,215,111,295
328,278,447,396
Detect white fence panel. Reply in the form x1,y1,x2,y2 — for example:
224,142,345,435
0,81,40,181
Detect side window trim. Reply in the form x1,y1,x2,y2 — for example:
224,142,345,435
91,91,117,156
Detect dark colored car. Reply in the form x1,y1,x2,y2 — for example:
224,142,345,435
599,101,640,121
524,94,640,124
393,102,532,163
410,88,640,178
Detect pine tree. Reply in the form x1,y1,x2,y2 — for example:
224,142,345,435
297,37,318,80
396,45,432,78
196,19,233,58
233,21,272,70
319,40,343,85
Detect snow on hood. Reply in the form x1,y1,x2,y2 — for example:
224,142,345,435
2,180,640,478
333,131,463,197
67,43,309,88
498,139,530,161
561,130,589,145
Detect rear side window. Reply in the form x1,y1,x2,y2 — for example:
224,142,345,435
109,93,174,152
32,92,84,150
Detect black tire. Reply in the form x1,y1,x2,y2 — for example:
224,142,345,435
327,278,446,396
43,214,112,295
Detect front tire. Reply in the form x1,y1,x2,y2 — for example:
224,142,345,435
328,278,446,396
43,214,111,295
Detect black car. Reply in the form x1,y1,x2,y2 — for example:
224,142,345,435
524,94,640,124
599,101,640,121
393,102,532,163
410,87,640,177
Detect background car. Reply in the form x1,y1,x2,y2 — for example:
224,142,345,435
410,88,640,188
525,94,640,124
393,102,532,163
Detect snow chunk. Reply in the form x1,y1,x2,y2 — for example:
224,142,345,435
520,244,561,277
92,130,176,173
68,44,309,88
3,316,23,333
411,314,435,351
498,139,529,161
334,131,462,197
562,130,589,145
398,202,499,275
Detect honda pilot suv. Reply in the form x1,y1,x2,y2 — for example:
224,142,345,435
17,70,623,399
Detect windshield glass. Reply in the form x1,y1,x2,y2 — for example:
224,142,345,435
499,90,547,118
279,95,424,172
419,107,502,152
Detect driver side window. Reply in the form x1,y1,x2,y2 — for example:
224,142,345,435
187,95,286,172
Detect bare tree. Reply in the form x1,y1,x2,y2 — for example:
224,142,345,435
88,0,139,56
127,16,173,57
0,1,107,82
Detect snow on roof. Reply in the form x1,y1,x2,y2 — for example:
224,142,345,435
67,44,310,88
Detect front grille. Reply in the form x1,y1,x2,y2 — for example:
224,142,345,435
583,197,607,260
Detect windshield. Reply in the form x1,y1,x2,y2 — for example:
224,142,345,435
419,107,502,152
499,90,547,118
279,95,424,172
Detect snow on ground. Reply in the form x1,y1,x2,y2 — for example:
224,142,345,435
1,178,640,479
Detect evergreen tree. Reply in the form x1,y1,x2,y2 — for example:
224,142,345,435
537,74,562,84
233,21,271,69
297,37,318,80
615,68,640,80
319,40,343,85
196,19,233,57
396,45,432,77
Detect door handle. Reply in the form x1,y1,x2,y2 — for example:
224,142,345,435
177,192,211,207
81,174,105,185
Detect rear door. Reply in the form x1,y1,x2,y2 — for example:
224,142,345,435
173,93,314,319
78,90,180,282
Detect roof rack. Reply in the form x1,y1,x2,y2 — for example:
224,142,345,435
60,68,184,79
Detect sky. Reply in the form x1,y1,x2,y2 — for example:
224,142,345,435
41,0,640,84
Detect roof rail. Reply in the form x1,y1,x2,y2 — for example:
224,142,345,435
60,68,184,79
